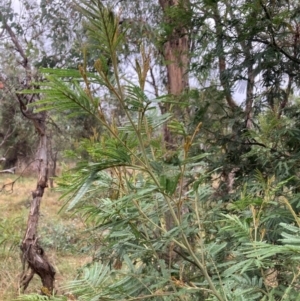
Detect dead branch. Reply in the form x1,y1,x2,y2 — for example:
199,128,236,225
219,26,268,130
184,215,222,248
0,127,14,147
0,166,16,174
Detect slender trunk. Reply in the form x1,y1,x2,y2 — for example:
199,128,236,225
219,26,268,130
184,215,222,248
245,42,254,129
20,113,55,294
228,5,254,125
212,6,238,110
277,21,297,118
211,4,239,195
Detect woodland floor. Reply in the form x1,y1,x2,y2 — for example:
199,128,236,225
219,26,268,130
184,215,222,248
0,174,90,300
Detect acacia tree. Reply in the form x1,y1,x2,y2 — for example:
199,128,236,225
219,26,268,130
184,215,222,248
33,2,224,298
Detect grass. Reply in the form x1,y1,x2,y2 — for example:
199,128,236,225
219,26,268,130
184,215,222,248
0,174,90,301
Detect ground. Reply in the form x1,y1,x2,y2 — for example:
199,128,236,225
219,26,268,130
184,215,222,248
0,174,90,300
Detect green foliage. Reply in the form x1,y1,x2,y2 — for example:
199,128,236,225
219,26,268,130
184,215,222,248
39,222,84,254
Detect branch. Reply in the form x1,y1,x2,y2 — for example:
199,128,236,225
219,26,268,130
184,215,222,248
3,22,30,71
255,1,300,65
0,167,16,174
149,65,159,98
0,127,14,147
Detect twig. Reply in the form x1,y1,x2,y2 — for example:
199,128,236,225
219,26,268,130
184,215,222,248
0,127,14,147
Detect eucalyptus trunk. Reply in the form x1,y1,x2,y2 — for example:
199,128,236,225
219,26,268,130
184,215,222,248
159,0,191,150
159,0,190,95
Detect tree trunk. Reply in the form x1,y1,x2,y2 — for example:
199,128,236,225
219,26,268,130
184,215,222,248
163,32,189,95
159,0,190,95
19,114,56,294
157,0,191,252
159,0,191,150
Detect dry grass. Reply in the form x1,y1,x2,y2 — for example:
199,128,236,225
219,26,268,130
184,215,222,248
0,174,91,300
